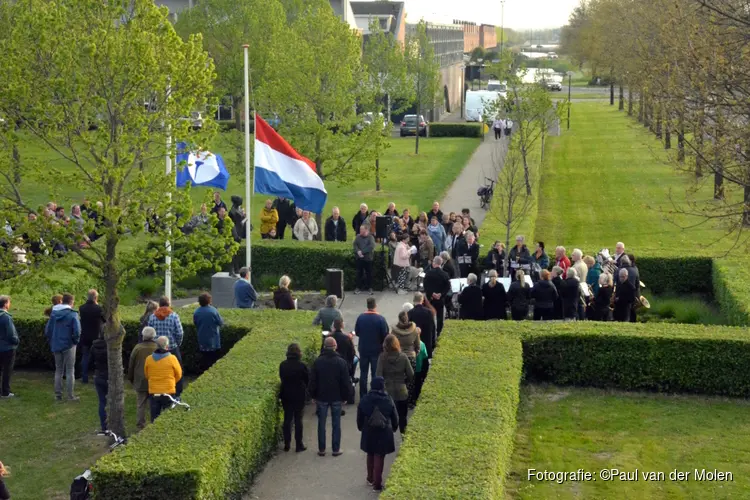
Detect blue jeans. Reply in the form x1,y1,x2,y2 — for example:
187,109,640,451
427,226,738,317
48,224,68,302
94,377,108,431
316,401,342,452
359,354,380,399
80,344,91,383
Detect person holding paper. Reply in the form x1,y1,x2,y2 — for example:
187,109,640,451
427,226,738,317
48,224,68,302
482,270,508,320
455,232,480,278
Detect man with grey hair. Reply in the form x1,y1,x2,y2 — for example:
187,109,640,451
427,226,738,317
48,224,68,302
560,267,580,320
422,256,450,336
234,267,257,309
324,206,347,242
352,203,370,235
312,295,343,332
614,242,626,267
79,288,105,384
613,268,636,322
458,273,483,320
309,335,351,456
128,326,158,428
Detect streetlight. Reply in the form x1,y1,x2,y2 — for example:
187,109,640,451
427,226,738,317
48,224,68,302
566,70,573,130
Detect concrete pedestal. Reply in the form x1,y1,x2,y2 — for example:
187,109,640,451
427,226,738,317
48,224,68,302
212,272,239,309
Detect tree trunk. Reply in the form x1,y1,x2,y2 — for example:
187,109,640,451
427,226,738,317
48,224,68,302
638,90,644,122
714,154,724,200
618,84,624,111
522,147,531,196
415,97,421,155
655,103,662,139
609,78,614,106
664,111,671,149
12,143,21,184
627,86,633,116
677,110,685,162
104,235,126,437
695,123,704,177
744,185,750,227
375,158,381,191
540,131,545,163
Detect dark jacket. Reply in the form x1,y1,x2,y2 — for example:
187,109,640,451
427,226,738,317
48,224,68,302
324,216,347,242
442,259,459,279
625,266,641,296
559,277,581,319
355,311,389,358
357,389,399,455
274,288,295,310
127,339,157,392
79,300,105,348
613,280,636,322
408,305,437,357
193,305,223,351
90,338,109,381
331,330,356,370
482,282,508,319
552,276,564,318
272,198,296,225
531,280,558,309
508,244,532,268
353,234,376,262
530,250,550,271
484,248,506,275
279,354,309,410
458,284,484,320
234,279,257,308
423,267,450,303
376,351,414,401
0,310,19,352
309,349,351,403
210,199,227,215
455,240,480,278
507,281,531,311
592,285,613,321
427,209,444,225
45,305,81,353
352,211,370,234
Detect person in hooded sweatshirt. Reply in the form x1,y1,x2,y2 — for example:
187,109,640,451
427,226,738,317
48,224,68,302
390,311,421,406
144,336,183,422
147,296,185,397
89,333,109,432
279,343,309,452
376,334,413,435
45,293,81,402
357,376,399,492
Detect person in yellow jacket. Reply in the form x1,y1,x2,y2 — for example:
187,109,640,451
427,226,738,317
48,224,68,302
144,336,183,422
260,199,279,239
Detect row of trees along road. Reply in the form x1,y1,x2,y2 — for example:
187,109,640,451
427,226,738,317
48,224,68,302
0,0,442,436
561,0,750,248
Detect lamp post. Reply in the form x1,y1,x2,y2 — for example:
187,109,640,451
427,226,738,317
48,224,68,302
566,70,573,130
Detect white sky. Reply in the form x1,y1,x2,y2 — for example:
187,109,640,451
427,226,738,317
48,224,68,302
399,0,579,29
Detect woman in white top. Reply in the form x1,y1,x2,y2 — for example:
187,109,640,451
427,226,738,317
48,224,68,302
293,210,318,241
391,233,412,294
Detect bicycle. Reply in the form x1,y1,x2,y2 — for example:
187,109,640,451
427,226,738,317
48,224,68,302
477,177,496,209
70,395,191,499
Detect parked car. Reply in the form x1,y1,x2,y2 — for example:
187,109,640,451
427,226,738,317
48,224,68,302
400,114,427,137
545,81,563,91
357,112,388,132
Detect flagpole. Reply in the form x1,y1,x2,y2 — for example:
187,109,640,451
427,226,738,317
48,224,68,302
165,82,172,302
243,44,252,271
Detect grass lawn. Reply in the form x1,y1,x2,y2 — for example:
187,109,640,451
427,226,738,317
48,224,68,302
507,384,750,499
16,133,480,241
535,102,733,255
0,371,137,500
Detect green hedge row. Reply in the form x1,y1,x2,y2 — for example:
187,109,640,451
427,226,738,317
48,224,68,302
93,310,319,500
634,256,712,295
712,259,750,326
382,323,523,498
428,123,484,138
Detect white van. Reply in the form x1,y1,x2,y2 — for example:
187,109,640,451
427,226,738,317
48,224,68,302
465,90,505,122
487,80,507,92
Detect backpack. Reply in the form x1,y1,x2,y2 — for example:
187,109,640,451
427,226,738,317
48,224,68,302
70,470,93,500
367,405,388,430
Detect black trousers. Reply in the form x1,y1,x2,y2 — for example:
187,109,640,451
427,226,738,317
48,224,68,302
494,128,502,139
150,394,174,422
276,220,288,240
413,361,430,404
356,259,373,290
533,307,554,321
0,350,15,396
430,298,445,335
395,399,409,434
283,405,304,448
511,307,529,320
199,350,221,373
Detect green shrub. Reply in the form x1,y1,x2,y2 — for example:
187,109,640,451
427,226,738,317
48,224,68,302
383,323,523,499
428,123,483,138
92,310,319,500
713,259,750,326
635,256,712,295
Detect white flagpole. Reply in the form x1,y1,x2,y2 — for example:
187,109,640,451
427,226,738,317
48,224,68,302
165,82,172,302
243,44,252,271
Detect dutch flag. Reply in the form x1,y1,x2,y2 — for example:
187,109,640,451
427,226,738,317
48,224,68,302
254,115,327,214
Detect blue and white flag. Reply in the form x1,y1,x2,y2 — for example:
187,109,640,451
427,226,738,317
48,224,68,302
175,142,230,190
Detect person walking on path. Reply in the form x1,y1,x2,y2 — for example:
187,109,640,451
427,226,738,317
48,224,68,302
355,298,389,399
353,225,376,294
89,333,109,432
45,293,81,402
234,267,257,309
309,337,351,457
328,318,356,405
0,296,19,399
78,289,105,384
127,326,158,429
193,293,224,372
376,334,414,435
413,339,429,404
357,376,399,492
147,296,185,398
390,310,420,407
279,343,309,453
144,336,183,422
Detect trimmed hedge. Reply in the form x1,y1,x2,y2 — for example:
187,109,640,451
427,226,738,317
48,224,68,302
382,323,523,499
633,256,713,295
713,259,750,326
93,310,319,500
11,306,253,374
428,123,483,138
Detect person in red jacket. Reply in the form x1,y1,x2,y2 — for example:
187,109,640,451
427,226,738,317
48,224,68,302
554,245,571,278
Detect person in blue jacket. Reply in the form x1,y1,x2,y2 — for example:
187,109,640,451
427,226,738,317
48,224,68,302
234,267,257,308
0,295,19,398
193,292,224,372
45,293,81,402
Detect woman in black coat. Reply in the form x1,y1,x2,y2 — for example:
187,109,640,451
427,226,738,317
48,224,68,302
482,270,507,320
507,270,531,320
458,274,484,320
279,343,309,452
357,376,399,492
90,336,109,432
274,275,296,310
531,269,558,320
483,241,507,277
590,273,613,321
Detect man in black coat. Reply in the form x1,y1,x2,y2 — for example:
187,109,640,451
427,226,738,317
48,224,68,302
78,289,105,384
309,337,352,456
455,233,480,278
279,343,309,452
551,267,565,319
458,274,484,320
422,256,451,336
613,268,636,322
329,318,356,404
272,197,296,240
351,203,370,235
324,207,347,242
408,292,437,361
559,268,581,320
